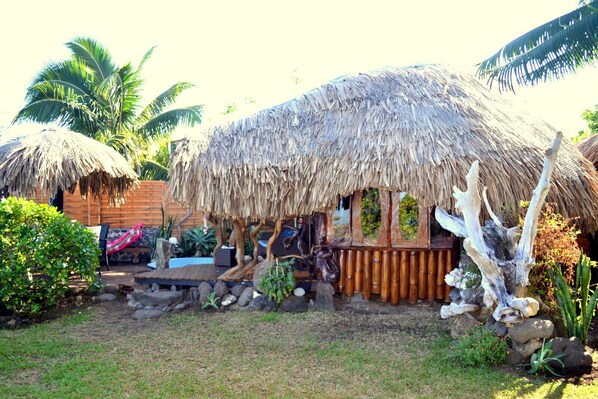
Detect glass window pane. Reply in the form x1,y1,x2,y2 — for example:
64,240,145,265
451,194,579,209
399,193,419,240
362,188,381,242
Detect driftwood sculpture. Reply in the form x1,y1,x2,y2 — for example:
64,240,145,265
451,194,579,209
435,132,563,324
282,216,340,284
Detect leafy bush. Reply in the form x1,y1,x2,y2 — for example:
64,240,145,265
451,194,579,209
452,327,508,368
506,203,581,304
258,259,296,305
549,254,598,344
181,227,217,257
0,197,100,316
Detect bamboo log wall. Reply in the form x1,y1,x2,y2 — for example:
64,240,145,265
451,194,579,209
337,248,455,304
30,181,204,232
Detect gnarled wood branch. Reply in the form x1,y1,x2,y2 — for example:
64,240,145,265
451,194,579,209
436,132,562,323
514,131,563,290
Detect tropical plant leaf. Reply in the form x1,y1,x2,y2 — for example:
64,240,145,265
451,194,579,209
138,106,203,138
137,82,196,124
66,37,116,83
478,1,598,90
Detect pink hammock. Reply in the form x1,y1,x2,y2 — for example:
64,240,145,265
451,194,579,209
107,223,144,255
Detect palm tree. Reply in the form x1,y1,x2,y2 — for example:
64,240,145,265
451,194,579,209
13,37,203,176
477,1,598,91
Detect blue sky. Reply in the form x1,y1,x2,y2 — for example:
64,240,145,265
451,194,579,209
1,0,595,136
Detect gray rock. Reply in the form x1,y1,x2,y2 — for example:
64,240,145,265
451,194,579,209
133,309,163,320
506,348,524,366
174,303,187,311
170,285,177,291
213,281,230,298
315,282,335,312
512,338,543,359
450,314,482,339
155,238,170,270
253,260,275,291
135,303,144,310
132,291,183,307
238,287,255,307
508,318,554,344
549,337,593,369
144,305,155,310
92,293,117,302
161,306,171,312
293,287,306,297
248,295,276,312
6,319,17,329
198,282,213,302
221,294,237,307
492,321,508,338
151,283,160,292
281,296,308,313
188,287,200,303
103,285,120,295
448,288,461,302
231,284,247,297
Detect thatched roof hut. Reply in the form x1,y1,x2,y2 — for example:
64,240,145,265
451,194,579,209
169,64,598,231
577,134,598,167
0,127,138,204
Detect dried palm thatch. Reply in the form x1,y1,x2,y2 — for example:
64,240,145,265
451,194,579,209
0,127,138,204
577,134,598,166
169,64,598,231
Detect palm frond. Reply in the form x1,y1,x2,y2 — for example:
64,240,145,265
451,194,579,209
137,82,196,123
138,46,157,70
12,98,100,135
138,106,203,138
66,37,116,83
139,159,169,181
478,1,598,90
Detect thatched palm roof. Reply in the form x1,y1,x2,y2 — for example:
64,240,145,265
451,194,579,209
0,127,138,204
169,64,598,231
577,134,598,166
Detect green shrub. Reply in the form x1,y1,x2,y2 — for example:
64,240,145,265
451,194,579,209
258,259,296,305
0,197,100,316
181,227,217,257
452,327,508,368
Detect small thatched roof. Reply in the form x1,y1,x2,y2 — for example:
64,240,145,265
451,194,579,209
577,134,598,166
0,127,138,204
169,64,598,231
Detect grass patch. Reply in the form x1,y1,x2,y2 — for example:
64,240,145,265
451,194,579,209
0,303,596,398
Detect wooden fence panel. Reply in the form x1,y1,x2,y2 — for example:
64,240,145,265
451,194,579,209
60,181,204,233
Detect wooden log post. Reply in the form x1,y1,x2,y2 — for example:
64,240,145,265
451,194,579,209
355,250,363,293
338,249,346,293
381,251,391,303
427,251,436,301
399,251,409,299
345,249,355,296
232,218,247,268
436,250,445,300
266,219,282,261
372,250,381,294
363,250,372,300
418,251,427,300
409,251,418,304
444,250,453,302
391,251,400,305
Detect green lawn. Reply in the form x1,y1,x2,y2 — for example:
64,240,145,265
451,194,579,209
0,301,595,399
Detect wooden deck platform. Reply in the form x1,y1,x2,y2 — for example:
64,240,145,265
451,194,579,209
134,265,314,288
